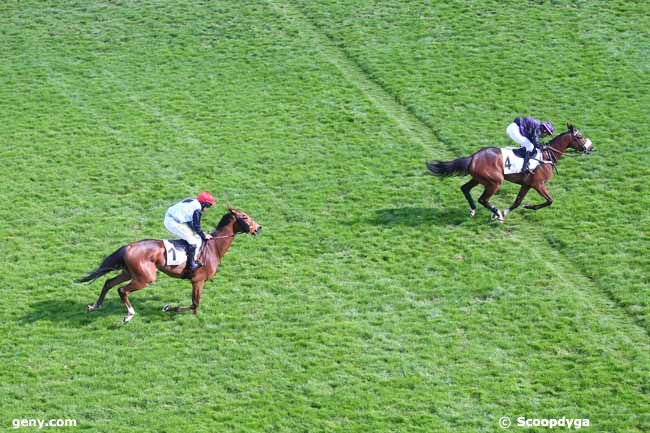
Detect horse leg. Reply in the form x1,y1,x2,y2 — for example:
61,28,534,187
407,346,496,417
523,183,553,210
478,182,504,222
163,280,205,315
504,185,531,219
461,178,479,217
117,277,154,324
190,280,205,315
87,271,131,312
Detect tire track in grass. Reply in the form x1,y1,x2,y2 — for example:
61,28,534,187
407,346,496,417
545,236,650,338
277,1,650,342
268,1,453,159
44,65,204,154
531,242,650,350
42,69,131,145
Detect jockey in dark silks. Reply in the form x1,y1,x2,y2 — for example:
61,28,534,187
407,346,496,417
506,117,555,174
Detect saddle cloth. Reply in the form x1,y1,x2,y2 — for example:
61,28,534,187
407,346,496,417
501,147,542,175
163,239,189,267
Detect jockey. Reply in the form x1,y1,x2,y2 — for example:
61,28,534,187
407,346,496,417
164,192,217,272
506,116,555,174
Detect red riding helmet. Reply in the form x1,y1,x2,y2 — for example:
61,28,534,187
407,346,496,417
197,192,217,205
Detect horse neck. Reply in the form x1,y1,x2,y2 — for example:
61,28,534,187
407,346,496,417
547,133,572,159
208,223,236,259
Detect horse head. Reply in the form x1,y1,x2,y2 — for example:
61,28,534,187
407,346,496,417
565,123,593,154
228,207,262,236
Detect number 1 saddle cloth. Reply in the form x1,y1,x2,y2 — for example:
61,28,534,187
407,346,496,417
162,239,189,267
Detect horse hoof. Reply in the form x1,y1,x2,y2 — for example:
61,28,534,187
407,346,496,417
162,304,170,312
490,211,505,223
122,314,134,324
87,304,97,313
469,209,476,217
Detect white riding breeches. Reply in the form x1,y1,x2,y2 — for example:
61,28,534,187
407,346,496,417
506,122,535,152
164,215,202,249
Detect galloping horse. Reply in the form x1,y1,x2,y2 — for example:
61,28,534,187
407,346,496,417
426,124,592,222
80,208,261,323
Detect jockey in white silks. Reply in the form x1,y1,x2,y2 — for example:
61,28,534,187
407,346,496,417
506,116,555,173
164,192,216,272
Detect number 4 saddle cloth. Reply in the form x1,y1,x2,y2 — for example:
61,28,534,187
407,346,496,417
501,147,547,175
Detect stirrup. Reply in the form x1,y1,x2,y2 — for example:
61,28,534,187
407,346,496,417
188,260,202,272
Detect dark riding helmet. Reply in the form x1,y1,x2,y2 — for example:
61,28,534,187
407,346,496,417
541,121,555,135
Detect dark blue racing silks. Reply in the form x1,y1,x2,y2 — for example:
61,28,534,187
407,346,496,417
514,116,545,148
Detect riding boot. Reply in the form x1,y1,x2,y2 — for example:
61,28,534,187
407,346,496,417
186,245,202,273
522,150,532,174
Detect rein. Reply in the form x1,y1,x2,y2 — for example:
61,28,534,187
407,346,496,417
547,146,583,161
207,213,246,259
207,232,239,260
547,145,582,157
209,234,237,240
543,146,560,175
542,137,570,175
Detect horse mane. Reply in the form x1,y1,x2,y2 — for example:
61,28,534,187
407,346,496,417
547,127,572,146
212,212,235,234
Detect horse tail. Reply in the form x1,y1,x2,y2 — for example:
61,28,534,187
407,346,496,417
78,246,127,283
426,156,472,177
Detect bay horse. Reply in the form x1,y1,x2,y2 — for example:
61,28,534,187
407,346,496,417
426,124,593,222
80,208,261,323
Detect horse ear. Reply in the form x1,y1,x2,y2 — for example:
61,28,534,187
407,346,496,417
567,122,574,131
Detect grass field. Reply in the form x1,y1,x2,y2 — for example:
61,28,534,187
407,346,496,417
1,1,648,432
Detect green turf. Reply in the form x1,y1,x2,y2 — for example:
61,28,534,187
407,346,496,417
1,1,648,432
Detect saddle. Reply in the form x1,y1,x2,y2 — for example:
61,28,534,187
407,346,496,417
163,239,188,266
512,147,527,158
501,147,545,175
162,240,206,278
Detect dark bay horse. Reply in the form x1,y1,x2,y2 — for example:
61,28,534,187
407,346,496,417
426,124,593,222
80,208,261,323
